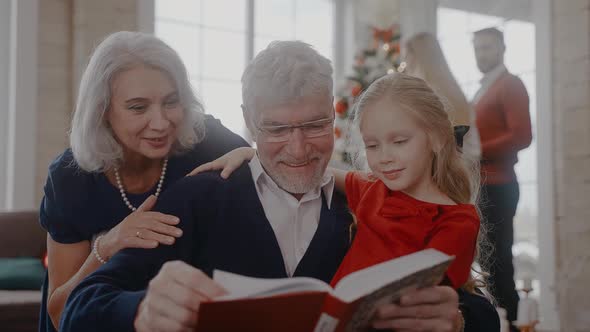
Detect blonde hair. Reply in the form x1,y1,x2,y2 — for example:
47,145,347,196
404,32,471,126
354,73,477,203
353,73,492,293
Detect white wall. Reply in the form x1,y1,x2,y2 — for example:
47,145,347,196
533,1,559,330
136,0,155,34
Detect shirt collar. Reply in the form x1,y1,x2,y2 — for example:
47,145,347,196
249,153,335,209
480,63,506,85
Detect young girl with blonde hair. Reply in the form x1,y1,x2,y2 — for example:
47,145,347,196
191,73,483,291
330,73,481,289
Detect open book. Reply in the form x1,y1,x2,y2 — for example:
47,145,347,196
196,249,453,332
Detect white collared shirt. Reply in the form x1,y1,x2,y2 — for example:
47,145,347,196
249,154,335,276
472,63,507,105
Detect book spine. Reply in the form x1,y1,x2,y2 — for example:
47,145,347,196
312,295,350,332
313,313,340,332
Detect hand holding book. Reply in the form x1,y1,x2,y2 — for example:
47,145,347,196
370,285,462,331
195,249,456,332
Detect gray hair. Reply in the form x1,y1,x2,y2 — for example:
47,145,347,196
70,31,205,172
241,40,333,124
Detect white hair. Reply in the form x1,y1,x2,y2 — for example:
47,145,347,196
241,40,333,124
70,31,205,172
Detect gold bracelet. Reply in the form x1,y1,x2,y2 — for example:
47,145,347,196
457,308,465,332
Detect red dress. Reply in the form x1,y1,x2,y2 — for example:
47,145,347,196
330,172,480,289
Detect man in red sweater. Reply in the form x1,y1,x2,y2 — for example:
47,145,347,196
472,27,532,331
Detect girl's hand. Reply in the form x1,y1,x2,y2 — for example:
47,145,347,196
99,195,182,259
186,147,256,179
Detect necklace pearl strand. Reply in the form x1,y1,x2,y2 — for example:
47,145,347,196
114,158,168,212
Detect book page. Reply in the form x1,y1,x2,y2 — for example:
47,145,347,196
344,260,451,332
333,249,453,302
213,270,332,300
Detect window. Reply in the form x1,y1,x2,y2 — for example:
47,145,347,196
255,0,333,59
1,0,39,211
438,7,539,296
155,0,335,139
0,0,11,210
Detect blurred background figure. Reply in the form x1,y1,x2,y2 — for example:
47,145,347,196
472,27,532,331
404,32,481,167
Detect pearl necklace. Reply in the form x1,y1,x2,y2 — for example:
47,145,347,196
114,158,168,212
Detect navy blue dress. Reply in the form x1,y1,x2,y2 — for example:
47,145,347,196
38,115,249,332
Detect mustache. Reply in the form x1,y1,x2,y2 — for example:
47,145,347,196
276,152,323,165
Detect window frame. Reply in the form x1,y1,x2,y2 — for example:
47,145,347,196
141,0,340,141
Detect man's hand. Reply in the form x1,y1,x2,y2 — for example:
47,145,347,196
371,286,462,332
134,261,227,332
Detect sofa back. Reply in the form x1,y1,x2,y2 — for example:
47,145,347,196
0,210,45,258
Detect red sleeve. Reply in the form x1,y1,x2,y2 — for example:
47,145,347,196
425,209,480,288
344,172,372,214
481,76,532,159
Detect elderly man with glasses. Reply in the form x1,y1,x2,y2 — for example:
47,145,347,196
60,41,498,332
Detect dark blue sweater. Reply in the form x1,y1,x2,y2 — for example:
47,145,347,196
60,165,353,331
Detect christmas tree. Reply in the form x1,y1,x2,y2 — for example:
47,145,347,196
332,25,402,169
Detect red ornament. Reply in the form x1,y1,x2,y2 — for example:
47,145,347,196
334,127,342,139
373,28,394,42
351,85,362,97
335,100,348,115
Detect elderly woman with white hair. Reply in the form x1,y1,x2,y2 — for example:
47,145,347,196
38,31,248,332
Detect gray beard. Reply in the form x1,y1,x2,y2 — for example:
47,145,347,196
272,170,325,194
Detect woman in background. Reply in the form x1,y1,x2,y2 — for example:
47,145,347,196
404,32,481,164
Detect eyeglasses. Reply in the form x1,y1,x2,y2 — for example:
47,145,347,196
255,117,335,143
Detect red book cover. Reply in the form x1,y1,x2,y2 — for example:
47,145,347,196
196,249,453,332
